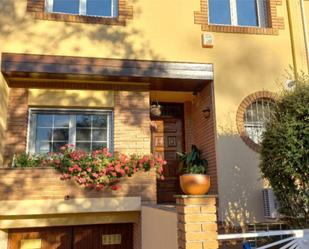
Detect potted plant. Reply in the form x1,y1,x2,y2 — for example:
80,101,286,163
177,145,210,195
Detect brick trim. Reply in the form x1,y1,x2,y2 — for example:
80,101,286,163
26,0,133,25
194,0,284,35
3,89,29,166
176,196,218,249
236,91,277,152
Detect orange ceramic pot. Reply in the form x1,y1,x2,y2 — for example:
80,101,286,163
179,174,210,195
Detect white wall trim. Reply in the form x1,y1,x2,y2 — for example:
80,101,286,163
0,197,141,216
0,230,8,249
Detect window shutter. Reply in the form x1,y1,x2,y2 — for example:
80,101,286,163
256,0,268,27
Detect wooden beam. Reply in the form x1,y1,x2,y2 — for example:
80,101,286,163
1,53,213,91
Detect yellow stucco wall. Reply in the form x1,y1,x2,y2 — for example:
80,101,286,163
305,0,309,28
0,0,308,225
0,229,8,249
28,89,114,107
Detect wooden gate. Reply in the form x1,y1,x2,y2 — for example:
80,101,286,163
8,227,72,249
8,224,133,249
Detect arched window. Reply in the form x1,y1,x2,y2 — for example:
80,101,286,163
244,98,275,144
237,91,276,152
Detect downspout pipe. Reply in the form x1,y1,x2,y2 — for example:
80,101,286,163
300,0,309,74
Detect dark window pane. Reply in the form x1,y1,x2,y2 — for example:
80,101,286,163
36,128,52,141
92,115,107,127
92,129,107,141
92,142,107,151
209,0,231,25
76,115,91,127
53,142,67,152
236,0,258,26
76,142,91,152
87,0,112,16
53,0,80,14
35,141,51,154
76,129,91,141
54,115,70,127
53,129,69,141
37,115,53,127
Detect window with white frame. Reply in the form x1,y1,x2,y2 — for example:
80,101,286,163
208,0,269,27
28,109,113,154
243,98,275,144
45,0,118,18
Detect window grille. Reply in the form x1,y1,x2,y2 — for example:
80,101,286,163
243,98,275,144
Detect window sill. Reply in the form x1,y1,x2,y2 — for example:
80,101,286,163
201,24,278,35
32,12,127,25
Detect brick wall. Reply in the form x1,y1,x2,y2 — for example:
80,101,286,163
0,168,156,203
3,88,29,167
1,89,155,203
114,91,151,155
184,82,218,194
184,102,193,153
0,79,9,167
3,89,151,164
176,195,218,249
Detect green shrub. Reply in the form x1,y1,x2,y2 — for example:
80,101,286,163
13,153,44,168
260,79,309,228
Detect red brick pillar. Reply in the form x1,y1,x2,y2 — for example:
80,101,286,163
176,195,218,249
3,88,29,166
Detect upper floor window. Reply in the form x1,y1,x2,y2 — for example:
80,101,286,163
28,109,113,154
209,0,268,27
46,0,118,18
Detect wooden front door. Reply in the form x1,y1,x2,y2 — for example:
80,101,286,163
152,117,184,203
8,224,133,249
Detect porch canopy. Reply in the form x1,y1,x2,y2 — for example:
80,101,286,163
1,53,213,92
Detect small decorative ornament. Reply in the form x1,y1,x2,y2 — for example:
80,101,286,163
150,103,161,117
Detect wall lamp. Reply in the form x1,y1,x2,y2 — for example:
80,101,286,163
202,107,211,119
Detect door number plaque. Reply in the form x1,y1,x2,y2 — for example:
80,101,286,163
102,234,122,245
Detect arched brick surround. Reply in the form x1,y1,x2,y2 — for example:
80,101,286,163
236,91,277,152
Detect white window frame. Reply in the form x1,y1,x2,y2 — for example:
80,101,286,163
209,0,268,28
45,0,118,18
27,108,114,154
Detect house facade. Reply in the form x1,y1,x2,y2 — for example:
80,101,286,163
0,0,308,248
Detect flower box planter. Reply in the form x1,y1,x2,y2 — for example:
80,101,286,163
0,167,157,204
